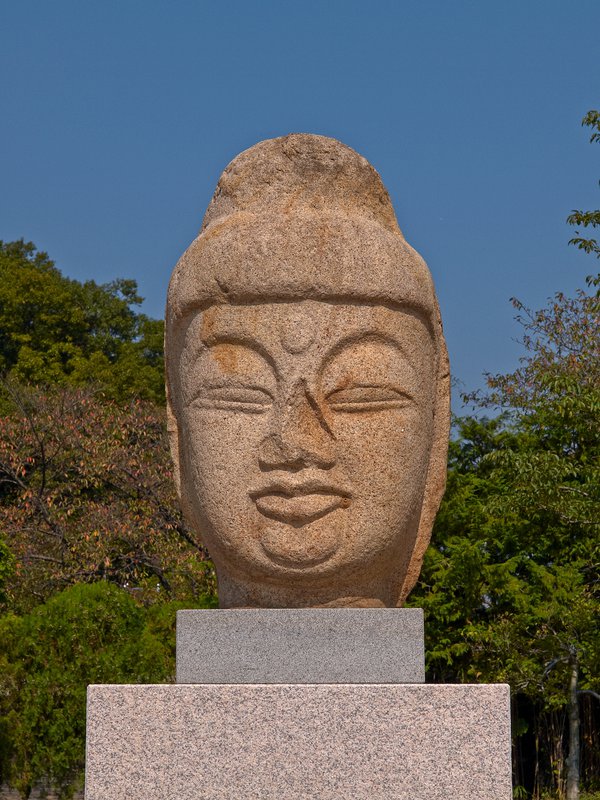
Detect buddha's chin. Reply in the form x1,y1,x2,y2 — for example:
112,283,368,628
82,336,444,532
258,523,340,570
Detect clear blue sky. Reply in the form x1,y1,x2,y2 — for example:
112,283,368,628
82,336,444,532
1,0,598,400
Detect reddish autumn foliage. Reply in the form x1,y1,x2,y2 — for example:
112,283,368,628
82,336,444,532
0,382,215,612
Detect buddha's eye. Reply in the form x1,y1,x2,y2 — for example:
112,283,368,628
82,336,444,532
326,385,412,412
191,385,273,414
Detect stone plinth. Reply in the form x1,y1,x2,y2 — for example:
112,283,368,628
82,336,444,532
85,683,511,800
176,608,425,683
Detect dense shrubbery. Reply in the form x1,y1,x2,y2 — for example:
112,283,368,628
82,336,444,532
0,239,217,796
0,582,216,798
409,282,600,797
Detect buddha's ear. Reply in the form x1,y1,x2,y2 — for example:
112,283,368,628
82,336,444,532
165,362,199,534
165,314,183,501
166,395,182,500
164,313,205,538
397,306,451,606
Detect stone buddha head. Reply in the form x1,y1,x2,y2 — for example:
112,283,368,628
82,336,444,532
165,134,450,608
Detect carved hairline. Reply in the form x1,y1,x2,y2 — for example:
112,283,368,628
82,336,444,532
167,295,437,334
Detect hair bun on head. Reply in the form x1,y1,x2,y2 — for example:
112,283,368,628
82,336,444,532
201,133,401,235
167,134,439,323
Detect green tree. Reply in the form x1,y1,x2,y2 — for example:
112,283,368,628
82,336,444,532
410,284,600,799
0,582,216,798
413,109,600,799
472,288,599,800
0,240,165,403
0,535,14,607
567,109,600,290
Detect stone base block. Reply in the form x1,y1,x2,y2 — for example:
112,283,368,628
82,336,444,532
85,683,511,799
177,608,425,683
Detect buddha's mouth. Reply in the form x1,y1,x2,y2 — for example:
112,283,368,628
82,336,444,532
249,481,351,527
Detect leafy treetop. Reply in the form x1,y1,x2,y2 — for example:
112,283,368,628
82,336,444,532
0,240,165,404
567,110,600,289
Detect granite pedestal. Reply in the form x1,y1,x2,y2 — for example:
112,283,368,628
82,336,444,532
86,683,510,800
177,608,425,683
84,609,512,799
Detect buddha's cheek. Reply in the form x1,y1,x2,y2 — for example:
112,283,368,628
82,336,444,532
180,410,267,546
333,408,432,560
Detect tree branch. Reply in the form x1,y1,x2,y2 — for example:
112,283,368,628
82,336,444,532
578,689,600,702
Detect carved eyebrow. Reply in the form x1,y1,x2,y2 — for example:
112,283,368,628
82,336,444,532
321,332,419,375
199,334,277,376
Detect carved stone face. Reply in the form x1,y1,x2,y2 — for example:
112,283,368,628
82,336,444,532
166,133,450,607
175,300,436,607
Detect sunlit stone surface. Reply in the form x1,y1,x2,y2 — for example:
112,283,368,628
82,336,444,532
85,683,512,800
165,134,450,608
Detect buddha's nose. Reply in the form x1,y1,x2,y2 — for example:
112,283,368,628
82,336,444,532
258,380,336,471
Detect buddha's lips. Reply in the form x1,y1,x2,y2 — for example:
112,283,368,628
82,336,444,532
250,481,351,526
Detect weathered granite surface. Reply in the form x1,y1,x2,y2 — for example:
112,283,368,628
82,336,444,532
176,608,425,683
164,134,451,608
85,683,511,800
